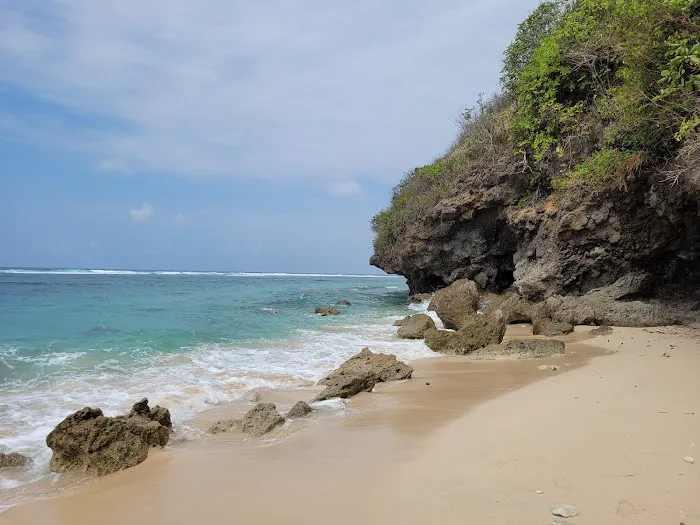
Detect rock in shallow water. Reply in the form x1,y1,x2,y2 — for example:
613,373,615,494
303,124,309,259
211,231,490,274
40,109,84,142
0,452,30,469
397,313,436,339
46,399,171,476
209,403,286,437
286,401,313,418
312,348,413,402
424,311,506,355
315,306,340,316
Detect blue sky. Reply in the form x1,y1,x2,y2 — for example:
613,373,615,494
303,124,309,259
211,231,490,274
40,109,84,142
0,0,541,274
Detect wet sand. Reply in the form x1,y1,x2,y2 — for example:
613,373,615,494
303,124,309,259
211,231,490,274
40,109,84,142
2,325,698,524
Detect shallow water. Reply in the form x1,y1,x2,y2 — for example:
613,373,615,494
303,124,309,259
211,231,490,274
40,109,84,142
0,269,437,494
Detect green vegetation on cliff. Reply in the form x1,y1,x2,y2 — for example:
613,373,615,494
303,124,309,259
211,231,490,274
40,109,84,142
373,0,700,252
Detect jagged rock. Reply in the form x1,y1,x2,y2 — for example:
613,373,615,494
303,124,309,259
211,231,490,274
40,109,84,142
532,317,574,336
393,316,410,327
315,306,340,316
590,325,613,336
409,293,433,303
396,313,436,339
424,311,506,355
428,279,480,330
312,348,413,402
0,452,29,469
471,339,566,360
46,402,171,476
482,292,534,323
286,401,313,418
536,275,678,327
127,398,172,429
209,403,285,437
338,300,352,306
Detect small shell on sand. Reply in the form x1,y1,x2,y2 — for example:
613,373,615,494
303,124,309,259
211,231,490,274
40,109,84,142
684,456,695,464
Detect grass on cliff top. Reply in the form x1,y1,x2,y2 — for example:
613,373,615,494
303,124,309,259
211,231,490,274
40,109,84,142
373,0,700,252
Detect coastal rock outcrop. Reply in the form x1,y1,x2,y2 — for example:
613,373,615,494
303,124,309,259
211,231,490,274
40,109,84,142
393,316,410,327
312,348,413,402
286,401,313,418
209,403,285,437
470,339,566,360
315,306,340,316
0,452,29,469
424,311,506,355
481,292,534,323
396,313,436,339
532,318,574,336
46,399,171,476
428,279,480,330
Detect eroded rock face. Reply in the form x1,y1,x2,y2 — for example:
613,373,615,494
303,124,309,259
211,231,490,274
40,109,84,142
424,311,506,355
428,279,480,330
312,348,413,402
471,339,566,360
0,452,29,469
371,170,700,306
396,313,436,339
46,400,171,476
315,306,340,316
393,316,410,327
209,403,285,437
481,292,534,323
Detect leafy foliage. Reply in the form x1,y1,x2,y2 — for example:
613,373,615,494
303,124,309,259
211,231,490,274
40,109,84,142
373,0,700,251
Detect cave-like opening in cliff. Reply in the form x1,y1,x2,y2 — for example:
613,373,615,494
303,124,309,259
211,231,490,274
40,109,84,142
495,268,515,292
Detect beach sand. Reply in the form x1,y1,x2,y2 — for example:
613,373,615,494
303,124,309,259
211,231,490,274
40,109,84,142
2,325,698,524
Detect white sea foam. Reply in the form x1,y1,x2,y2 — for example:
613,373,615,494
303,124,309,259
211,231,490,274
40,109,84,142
0,310,437,497
0,268,394,278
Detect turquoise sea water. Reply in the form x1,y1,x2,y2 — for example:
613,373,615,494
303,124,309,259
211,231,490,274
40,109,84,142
0,269,437,492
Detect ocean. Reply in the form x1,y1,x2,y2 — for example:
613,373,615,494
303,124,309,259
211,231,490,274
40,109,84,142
0,268,437,494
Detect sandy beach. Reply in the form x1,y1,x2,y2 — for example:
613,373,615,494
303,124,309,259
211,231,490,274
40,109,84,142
2,324,698,524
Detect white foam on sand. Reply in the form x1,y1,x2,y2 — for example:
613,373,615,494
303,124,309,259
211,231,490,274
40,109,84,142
0,307,438,496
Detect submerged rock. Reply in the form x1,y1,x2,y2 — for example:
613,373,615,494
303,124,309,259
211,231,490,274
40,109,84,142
428,279,480,330
46,400,172,476
397,313,436,339
209,403,285,437
424,311,506,355
337,300,352,306
312,348,413,402
315,306,340,316
0,452,29,469
286,401,313,418
471,339,565,360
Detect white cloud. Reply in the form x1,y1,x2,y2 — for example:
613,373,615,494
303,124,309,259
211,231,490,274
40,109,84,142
129,202,154,222
328,180,363,198
0,0,542,184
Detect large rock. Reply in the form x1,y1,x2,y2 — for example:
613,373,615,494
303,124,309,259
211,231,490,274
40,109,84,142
428,279,480,330
536,274,678,327
532,317,574,336
397,313,436,339
0,452,29,469
424,311,506,355
470,339,566,360
481,292,534,323
209,403,285,437
46,400,171,476
127,398,172,429
312,348,413,402
393,316,410,327
315,306,340,316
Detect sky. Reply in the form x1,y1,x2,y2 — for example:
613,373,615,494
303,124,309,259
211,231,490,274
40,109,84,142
0,0,542,274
